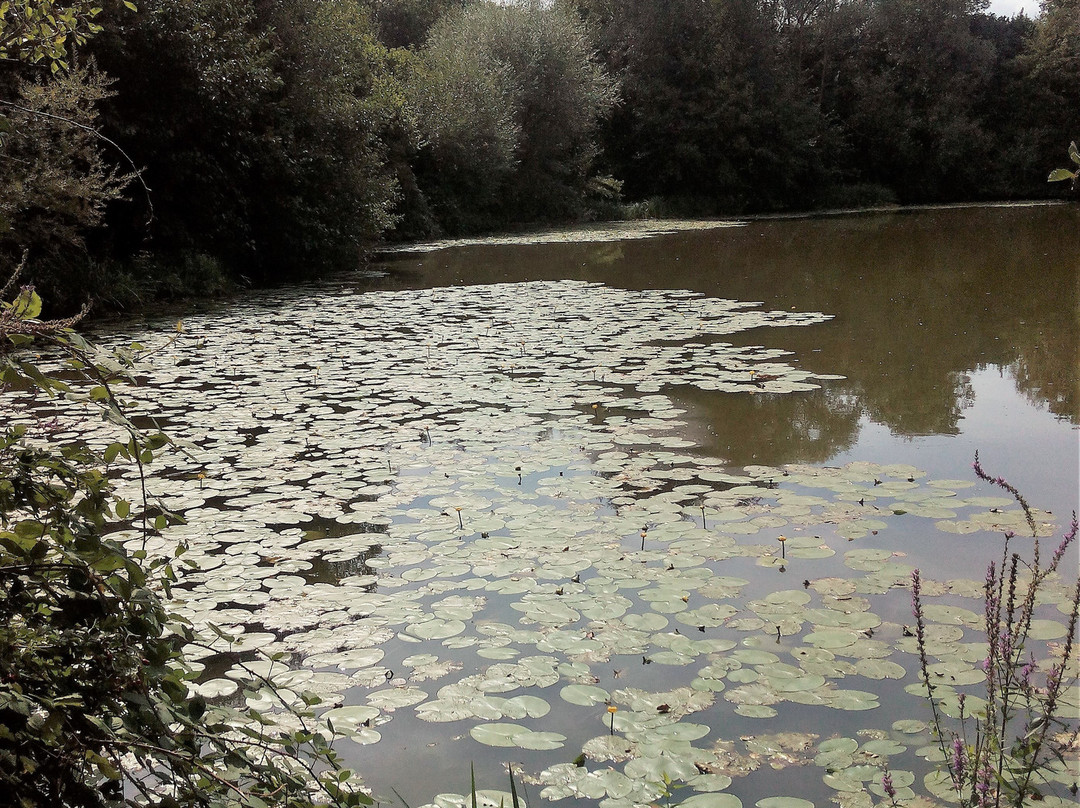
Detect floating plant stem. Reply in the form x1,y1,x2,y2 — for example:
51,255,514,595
607,705,617,735
455,507,463,530
508,762,521,808
778,534,787,559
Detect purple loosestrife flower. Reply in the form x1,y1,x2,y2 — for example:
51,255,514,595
1049,514,1078,572
984,562,998,618
882,770,896,803
951,736,967,787
1020,656,1036,690
973,454,986,479
1045,664,1063,696
999,628,1013,666
975,767,993,808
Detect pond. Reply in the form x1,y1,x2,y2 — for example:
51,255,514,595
11,203,1079,808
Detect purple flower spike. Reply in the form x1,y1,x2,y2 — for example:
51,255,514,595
882,770,896,802
952,736,967,784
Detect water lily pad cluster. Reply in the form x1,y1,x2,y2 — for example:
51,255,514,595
384,220,746,254
4,278,1074,807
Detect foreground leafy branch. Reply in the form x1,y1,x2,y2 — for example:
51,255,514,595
0,283,371,807
1047,142,1079,191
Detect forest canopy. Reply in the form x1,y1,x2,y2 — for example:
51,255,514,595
0,0,1076,310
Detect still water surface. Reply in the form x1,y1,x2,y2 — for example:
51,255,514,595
57,204,1080,805
371,203,1078,514
346,204,1077,803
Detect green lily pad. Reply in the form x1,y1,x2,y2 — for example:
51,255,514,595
676,793,742,808
469,722,525,747
756,799,814,808
733,704,777,718
560,684,610,706
1027,619,1068,640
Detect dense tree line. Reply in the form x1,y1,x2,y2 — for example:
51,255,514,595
0,0,1075,310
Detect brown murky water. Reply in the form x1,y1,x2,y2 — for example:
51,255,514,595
28,203,1075,807
372,203,1078,517
330,203,1078,805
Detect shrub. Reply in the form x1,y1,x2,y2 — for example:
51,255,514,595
0,65,129,312
0,283,370,808
410,0,618,232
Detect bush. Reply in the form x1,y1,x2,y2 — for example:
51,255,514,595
0,64,129,313
410,0,618,233
90,0,403,283
0,283,370,808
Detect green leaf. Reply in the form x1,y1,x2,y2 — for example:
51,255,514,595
1048,168,1076,183
1069,141,1080,166
10,289,43,320
95,757,122,780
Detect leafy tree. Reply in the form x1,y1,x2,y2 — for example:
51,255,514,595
364,0,470,49
406,11,522,232
575,0,835,212
0,0,140,312
816,0,999,202
244,0,403,271
0,65,129,311
1019,0,1080,181
90,0,403,281
410,0,618,232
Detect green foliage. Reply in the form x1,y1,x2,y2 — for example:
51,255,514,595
0,0,122,71
0,64,129,312
409,0,617,233
796,0,999,202
1020,0,1080,172
4,0,1078,303
1047,141,1079,188
575,0,836,212
0,286,371,807
366,0,468,49
90,0,402,282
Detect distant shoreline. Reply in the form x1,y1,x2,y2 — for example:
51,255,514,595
375,199,1074,256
